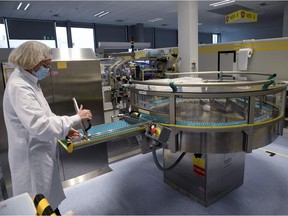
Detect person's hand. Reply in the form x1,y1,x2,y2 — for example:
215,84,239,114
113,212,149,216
67,128,80,139
77,104,92,121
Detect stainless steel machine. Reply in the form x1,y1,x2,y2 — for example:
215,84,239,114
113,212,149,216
60,70,286,206
127,71,286,206
99,49,178,112
39,48,112,184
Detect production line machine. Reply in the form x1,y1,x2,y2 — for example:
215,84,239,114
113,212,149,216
59,70,287,207
100,48,179,111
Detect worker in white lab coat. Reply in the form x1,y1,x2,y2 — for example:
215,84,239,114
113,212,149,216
3,41,92,215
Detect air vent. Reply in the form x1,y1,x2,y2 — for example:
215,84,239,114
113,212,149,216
208,4,252,15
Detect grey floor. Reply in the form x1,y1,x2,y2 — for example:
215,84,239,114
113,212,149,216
59,135,288,215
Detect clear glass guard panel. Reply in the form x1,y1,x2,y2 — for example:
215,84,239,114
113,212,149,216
176,97,248,126
134,94,169,114
254,92,283,123
132,91,285,126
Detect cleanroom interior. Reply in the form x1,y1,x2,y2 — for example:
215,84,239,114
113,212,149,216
0,1,288,215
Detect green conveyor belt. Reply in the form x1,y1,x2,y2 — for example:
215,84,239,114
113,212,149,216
140,100,271,127
58,120,146,152
139,98,272,127
88,120,145,138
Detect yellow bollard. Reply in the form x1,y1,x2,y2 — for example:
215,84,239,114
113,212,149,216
33,194,56,216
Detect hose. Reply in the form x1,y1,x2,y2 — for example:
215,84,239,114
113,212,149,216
152,146,186,171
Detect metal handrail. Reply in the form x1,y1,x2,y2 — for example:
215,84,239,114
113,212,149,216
129,71,280,87
130,79,272,87
164,71,276,76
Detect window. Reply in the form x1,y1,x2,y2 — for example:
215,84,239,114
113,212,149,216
71,27,94,51
9,40,56,48
56,26,68,48
6,19,56,48
212,33,221,44
0,23,8,48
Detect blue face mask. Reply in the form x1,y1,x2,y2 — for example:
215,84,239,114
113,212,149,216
32,66,50,80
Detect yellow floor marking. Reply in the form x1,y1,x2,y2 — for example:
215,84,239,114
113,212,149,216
259,148,288,158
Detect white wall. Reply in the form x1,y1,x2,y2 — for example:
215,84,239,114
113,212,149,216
198,37,288,81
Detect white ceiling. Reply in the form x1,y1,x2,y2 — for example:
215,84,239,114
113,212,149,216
0,1,287,33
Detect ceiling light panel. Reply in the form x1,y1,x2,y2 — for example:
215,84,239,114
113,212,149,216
94,11,105,17
94,11,110,18
210,0,235,7
17,2,22,10
147,18,164,23
17,2,30,11
24,3,30,10
98,11,110,17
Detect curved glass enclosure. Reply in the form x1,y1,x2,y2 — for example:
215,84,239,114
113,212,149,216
130,72,287,153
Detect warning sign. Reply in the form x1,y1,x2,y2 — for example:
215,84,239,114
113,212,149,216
225,10,258,24
192,156,205,177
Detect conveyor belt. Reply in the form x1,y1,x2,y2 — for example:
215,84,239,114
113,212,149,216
140,105,272,127
138,96,277,127
59,120,146,152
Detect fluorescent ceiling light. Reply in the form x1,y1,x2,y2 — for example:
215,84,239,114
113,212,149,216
148,18,164,23
24,3,30,10
210,0,235,7
17,2,22,10
17,2,30,11
94,11,105,17
98,11,110,17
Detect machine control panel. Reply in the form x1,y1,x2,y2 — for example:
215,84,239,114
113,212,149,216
145,122,171,144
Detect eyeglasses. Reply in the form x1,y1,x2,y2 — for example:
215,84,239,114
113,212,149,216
41,59,51,69
41,62,50,69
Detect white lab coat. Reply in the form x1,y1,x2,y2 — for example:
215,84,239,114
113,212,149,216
3,68,81,209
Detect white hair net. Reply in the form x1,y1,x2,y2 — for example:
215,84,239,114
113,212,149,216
8,41,52,70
